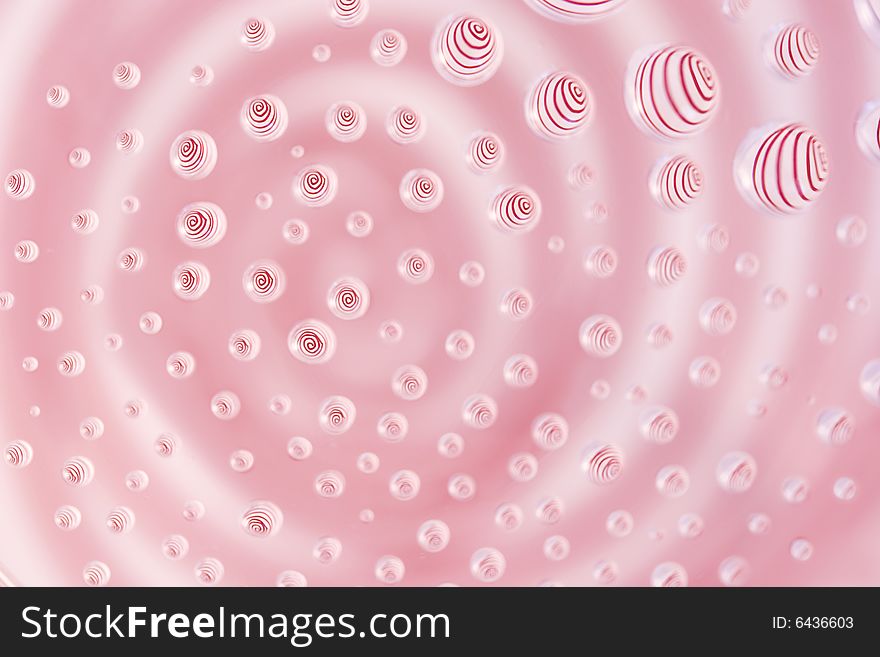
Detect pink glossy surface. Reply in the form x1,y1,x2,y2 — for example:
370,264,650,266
1,0,879,586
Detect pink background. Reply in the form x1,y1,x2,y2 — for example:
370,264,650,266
1,0,879,586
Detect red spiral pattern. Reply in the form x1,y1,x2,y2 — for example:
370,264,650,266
293,164,337,207
508,452,539,482
646,246,687,286
154,432,177,457
177,202,226,248
444,329,475,360
581,441,624,484
139,311,162,334
240,18,275,52
392,365,428,401
277,570,308,587
437,433,464,458
371,29,407,66
327,277,370,320
80,285,104,305
499,288,533,320
855,101,880,162
319,395,356,434
4,439,33,468
526,0,627,23
79,416,104,440
330,0,368,27
5,168,35,200
194,557,224,585
699,297,737,335
536,497,564,524
106,506,135,533
286,436,313,461
169,130,217,179
345,211,372,237
229,449,254,472
288,319,336,364
166,351,195,379
115,128,144,154
491,185,542,233
37,307,62,331
448,473,476,500
417,520,451,552
651,155,703,208
389,469,421,501
162,534,189,560
315,470,346,498
377,412,408,442
433,15,502,86
375,555,405,584
584,245,618,279
735,123,829,214
769,24,820,79
627,45,720,139
54,505,81,530
495,503,524,531
68,147,90,168
46,84,70,108
117,247,145,272
241,500,283,537
397,248,434,284
71,209,99,235
241,94,288,142
173,261,211,300
716,451,757,492
229,329,261,361
83,561,111,587
326,101,366,142
503,354,538,388
14,240,39,262
689,356,721,387
579,314,622,357
182,500,205,521
112,61,140,89
387,105,425,144
462,393,498,429
189,64,213,86
526,71,592,139
61,456,94,486
640,406,680,443
243,260,286,303
466,132,504,173
816,407,854,446
652,562,688,587
283,218,310,244
400,168,444,212
531,413,569,451
57,351,86,377
470,547,506,582
313,537,342,564
211,390,240,420
655,465,690,497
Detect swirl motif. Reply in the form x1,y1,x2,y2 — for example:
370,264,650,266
283,219,310,245
655,465,690,497
71,209,99,235
448,473,476,500
646,246,687,286
815,407,854,445
112,61,140,89
652,562,688,587
286,436,313,461
229,329,261,361
36,307,62,331
503,354,538,388
327,277,370,320
57,351,86,377
0,291,14,310
14,240,39,263
490,185,542,233
183,500,206,521
508,452,539,482
357,451,380,473
330,0,368,27
240,18,275,51
345,211,373,237
46,84,70,108
782,476,810,503
371,29,407,66
154,432,177,457
400,169,444,212
68,148,90,169
581,441,624,484
189,64,213,86
466,132,504,173
83,561,111,587
106,506,135,534
606,510,634,537
397,248,435,284
579,314,622,357
4,440,33,468
377,412,408,442
437,432,464,457
444,329,475,360
389,469,421,501
117,247,145,272
277,570,308,587
313,537,342,564
495,503,524,531
172,261,211,300
716,451,757,492
319,395,356,434
124,399,146,418
651,155,703,208
80,285,104,305
499,288,533,320
241,94,288,142
698,223,730,253
433,15,502,86
417,520,451,552
387,105,425,144
326,101,366,142
526,0,627,23
166,351,195,379
162,534,189,560
626,45,720,140
856,101,880,163
392,365,428,401
139,311,162,334
315,470,346,498
375,555,405,584
734,123,829,214
584,245,618,279
229,449,254,472
531,413,569,451
176,202,227,248
54,505,81,530
169,130,218,180
689,356,721,388
211,391,240,420
470,547,506,582
194,557,224,585
79,416,104,440
526,71,592,139
462,393,498,429
62,456,94,486
768,24,820,79
293,164,337,207
288,319,337,364
243,260,286,303
699,297,737,335
115,128,144,154
270,395,292,416
241,500,284,537
640,406,680,443
544,535,571,561
5,169,35,200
